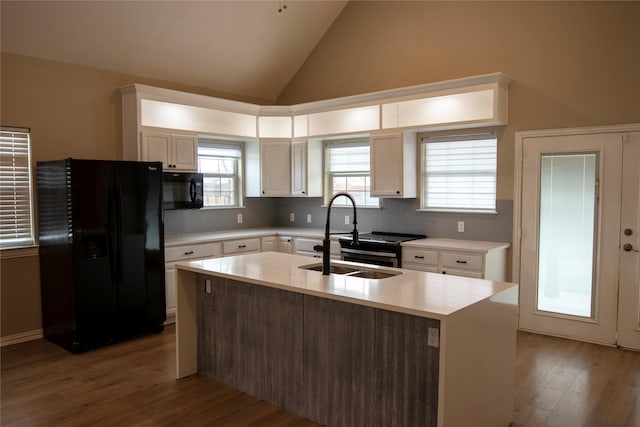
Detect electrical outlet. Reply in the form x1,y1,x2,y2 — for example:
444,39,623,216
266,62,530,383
237,213,243,224
306,214,312,224
457,221,465,232
289,212,295,222
345,215,350,225
428,327,440,348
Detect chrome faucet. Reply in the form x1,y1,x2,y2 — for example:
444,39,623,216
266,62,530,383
323,192,359,275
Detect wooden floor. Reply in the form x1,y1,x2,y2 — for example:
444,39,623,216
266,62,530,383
1,326,639,427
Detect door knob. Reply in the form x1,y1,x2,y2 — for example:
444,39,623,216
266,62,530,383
624,228,633,236
623,243,639,253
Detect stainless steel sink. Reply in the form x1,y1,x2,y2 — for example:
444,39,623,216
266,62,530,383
298,262,401,279
347,270,397,279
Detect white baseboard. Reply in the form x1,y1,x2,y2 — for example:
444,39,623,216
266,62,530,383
165,310,176,325
1,329,43,347
2,312,175,347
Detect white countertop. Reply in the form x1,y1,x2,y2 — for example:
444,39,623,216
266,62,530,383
177,252,517,320
165,227,344,247
401,237,510,252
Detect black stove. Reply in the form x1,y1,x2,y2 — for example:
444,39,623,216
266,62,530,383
355,232,426,244
339,231,426,268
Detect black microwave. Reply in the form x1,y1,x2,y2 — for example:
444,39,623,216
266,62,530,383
162,172,203,210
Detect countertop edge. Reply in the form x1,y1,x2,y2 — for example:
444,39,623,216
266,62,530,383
176,253,518,321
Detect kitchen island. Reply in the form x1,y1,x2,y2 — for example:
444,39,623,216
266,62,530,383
175,252,518,427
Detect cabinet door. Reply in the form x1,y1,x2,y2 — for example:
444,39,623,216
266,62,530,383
291,142,307,196
278,236,293,253
371,133,403,197
370,132,416,198
171,134,198,171
261,236,277,252
261,141,291,196
165,265,176,316
142,133,171,168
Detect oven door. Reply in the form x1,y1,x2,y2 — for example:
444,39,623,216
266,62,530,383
340,248,399,268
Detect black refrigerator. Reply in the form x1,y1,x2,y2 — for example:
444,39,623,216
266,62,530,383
37,158,166,353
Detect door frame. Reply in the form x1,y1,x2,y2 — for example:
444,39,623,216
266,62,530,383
512,124,640,339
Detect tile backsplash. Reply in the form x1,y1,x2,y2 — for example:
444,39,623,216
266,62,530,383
165,196,513,243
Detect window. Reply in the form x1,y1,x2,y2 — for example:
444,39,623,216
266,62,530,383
421,133,497,212
325,140,379,207
198,141,242,207
0,127,35,249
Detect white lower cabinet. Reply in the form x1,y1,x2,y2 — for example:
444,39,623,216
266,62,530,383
278,236,293,253
165,232,341,322
402,239,509,281
223,238,261,255
294,237,340,259
165,242,222,320
261,236,277,252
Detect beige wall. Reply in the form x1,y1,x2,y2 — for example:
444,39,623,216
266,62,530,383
1,254,41,337
278,1,640,199
0,53,270,339
2,1,639,339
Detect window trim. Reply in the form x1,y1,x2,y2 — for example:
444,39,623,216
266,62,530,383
197,139,244,209
0,126,35,250
420,132,498,214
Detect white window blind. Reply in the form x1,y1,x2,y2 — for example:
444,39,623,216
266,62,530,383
422,134,497,212
198,141,242,207
0,127,35,249
327,142,370,173
326,141,378,207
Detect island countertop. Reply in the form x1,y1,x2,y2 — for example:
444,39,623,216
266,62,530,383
177,251,517,320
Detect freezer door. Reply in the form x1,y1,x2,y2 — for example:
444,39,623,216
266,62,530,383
70,159,119,343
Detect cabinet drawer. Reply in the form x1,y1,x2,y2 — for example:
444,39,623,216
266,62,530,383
403,248,438,266
441,252,483,271
441,268,483,279
403,263,439,273
165,242,221,262
294,238,322,253
223,238,261,254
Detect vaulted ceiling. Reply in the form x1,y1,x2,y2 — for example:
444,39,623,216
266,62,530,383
1,1,349,102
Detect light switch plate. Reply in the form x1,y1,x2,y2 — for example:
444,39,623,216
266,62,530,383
237,213,243,224
307,214,312,223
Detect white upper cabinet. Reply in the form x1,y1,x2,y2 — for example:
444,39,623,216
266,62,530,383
141,131,197,171
370,131,416,198
170,134,199,170
121,74,510,178
291,141,307,196
260,140,291,196
291,139,322,197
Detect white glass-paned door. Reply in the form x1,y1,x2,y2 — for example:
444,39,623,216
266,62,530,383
537,154,597,318
519,133,622,345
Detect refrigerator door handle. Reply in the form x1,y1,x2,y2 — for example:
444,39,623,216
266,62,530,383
107,182,118,283
115,178,124,284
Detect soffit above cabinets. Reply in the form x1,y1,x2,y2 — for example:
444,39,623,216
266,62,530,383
122,72,511,140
